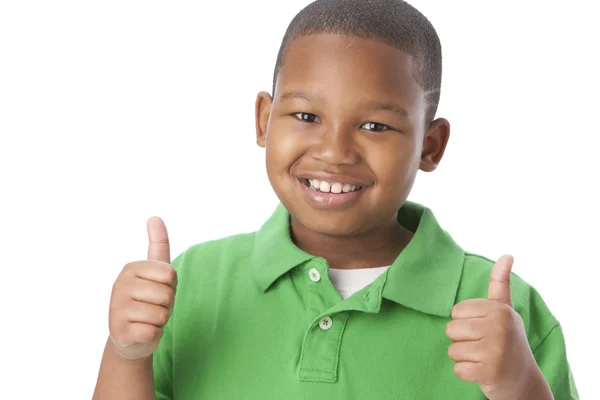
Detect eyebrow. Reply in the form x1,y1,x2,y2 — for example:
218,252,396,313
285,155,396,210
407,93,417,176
279,91,409,118
279,91,322,103
362,100,409,117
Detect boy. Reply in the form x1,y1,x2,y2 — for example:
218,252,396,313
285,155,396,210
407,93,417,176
93,0,578,398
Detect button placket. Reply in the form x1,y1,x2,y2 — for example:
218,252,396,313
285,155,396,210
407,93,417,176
298,311,351,383
298,260,350,383
304,260,339,324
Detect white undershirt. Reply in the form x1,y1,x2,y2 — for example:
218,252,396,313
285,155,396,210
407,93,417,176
328,266,391,300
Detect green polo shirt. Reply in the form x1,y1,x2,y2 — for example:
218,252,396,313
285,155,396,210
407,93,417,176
153,202,578,399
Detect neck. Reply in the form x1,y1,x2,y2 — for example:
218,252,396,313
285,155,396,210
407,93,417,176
290,215,413,270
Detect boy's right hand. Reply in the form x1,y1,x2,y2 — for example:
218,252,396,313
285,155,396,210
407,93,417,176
108,216,178,361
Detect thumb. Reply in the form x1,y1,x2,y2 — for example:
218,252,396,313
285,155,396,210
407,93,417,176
147,216,171,263
488,254,514,307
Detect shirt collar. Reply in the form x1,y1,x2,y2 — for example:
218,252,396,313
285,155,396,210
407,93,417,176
252,204,313,291
252,201,464,318
381,203,464,317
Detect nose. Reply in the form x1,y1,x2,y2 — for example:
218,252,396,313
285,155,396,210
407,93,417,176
309,123,361,165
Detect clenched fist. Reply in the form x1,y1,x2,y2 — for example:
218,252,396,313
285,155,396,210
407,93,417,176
108,216,178,361
446,255,552,400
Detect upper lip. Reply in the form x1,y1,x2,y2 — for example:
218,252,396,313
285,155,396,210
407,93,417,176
295,172,371,187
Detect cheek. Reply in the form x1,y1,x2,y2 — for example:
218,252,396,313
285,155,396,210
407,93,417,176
369,137,421,183
265,121,306,172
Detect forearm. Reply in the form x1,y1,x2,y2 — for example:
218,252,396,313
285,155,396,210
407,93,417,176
92,337,156,400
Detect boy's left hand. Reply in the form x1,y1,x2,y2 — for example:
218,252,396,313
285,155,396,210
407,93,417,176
445,255,553,400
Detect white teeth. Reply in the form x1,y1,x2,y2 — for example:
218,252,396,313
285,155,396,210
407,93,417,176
331,182,342,194
306,179,360,193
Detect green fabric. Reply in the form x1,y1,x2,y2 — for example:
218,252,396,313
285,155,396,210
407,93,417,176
153,201,578,399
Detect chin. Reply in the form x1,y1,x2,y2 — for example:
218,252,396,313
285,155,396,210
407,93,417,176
290,206,367,237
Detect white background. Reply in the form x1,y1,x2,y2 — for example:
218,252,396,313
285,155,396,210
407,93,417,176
1,0,598,398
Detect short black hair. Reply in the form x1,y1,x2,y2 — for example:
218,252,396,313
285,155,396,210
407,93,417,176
273,0,442,123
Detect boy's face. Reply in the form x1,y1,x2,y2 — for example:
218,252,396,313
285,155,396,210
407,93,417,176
256,34,449,236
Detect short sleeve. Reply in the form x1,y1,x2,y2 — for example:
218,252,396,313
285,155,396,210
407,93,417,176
533,324,579,400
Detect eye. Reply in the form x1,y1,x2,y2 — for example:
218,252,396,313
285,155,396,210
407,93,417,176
361,122,390,132
293,112,321,123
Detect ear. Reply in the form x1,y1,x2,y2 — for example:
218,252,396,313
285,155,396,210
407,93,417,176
255,91,273,148
420,117,450,172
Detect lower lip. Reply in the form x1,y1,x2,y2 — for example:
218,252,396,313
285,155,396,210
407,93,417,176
298,180,365,209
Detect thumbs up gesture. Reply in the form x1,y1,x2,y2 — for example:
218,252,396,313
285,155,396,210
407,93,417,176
446,255,552,399
108,217,178,361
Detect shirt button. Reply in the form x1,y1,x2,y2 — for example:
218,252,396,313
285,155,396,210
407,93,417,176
308,268,321,282
319,316,333,330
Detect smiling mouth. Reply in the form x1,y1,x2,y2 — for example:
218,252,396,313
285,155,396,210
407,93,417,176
300,178,363,194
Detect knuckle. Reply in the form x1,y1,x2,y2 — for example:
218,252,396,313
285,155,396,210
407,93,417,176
445,321,453,337
453,362,467,380
166,267,178,285
163,286,175,306
115,265,136,289
453,362,462,376
454,362,479,382
447,343,456,359
159,307,170,325
450,305,459,318
143,325,162,343
151,328,162,343
151,326,164,342
123,261,138,274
